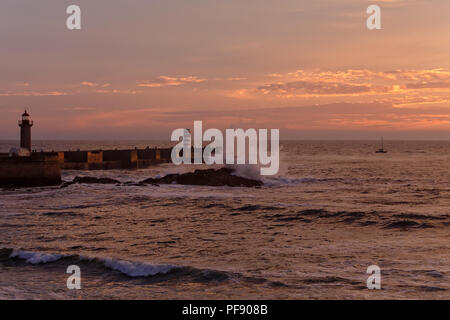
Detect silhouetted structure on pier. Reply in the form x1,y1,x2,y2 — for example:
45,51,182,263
18,110,33,152
1,111,176,187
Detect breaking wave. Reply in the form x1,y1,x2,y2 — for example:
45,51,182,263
0,248,290,287
225,162,325,186
1,248,181,277
9,249,63,265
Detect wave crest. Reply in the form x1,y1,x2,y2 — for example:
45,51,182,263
1,248,178,277
10,249,63,265
0,248,290,287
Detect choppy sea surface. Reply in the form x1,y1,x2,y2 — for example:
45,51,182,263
0,140,449,299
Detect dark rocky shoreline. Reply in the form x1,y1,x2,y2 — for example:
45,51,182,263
58,167,263,188
140,168,263,187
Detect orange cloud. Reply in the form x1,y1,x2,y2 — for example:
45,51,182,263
93,89,142,95
80,81,99,87
234,69,450,100
0,91,69,97
137,76,207,88
16,82,30,87
257,81,374,96
63,102,449,134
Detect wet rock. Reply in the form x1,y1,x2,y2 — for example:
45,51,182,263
61,176,121,187
140,167,263,187
73,176,120,184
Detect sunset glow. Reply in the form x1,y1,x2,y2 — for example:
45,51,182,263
1,0,449,139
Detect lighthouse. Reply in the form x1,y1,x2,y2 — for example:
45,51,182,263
18,110,33,152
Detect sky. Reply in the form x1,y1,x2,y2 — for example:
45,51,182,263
1,0,450,140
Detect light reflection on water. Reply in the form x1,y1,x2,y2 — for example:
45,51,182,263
0,140,449,299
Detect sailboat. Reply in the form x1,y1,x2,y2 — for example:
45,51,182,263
375,137,387,153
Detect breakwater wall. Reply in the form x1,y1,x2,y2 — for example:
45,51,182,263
0,147,173,187
56,148,173,170
0,153,61,187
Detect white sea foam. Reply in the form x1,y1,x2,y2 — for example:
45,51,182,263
262,176,321,187
227,163,261,180
101,258,177,277
7,248,179,277
10,249,63,265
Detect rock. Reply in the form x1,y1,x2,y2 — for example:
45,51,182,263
61,176,121,187
140,167,263,187
60,168,263,188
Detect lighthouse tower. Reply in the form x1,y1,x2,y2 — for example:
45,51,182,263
18,110,33,152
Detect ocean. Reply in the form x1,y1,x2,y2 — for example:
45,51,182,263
0,140,449,299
